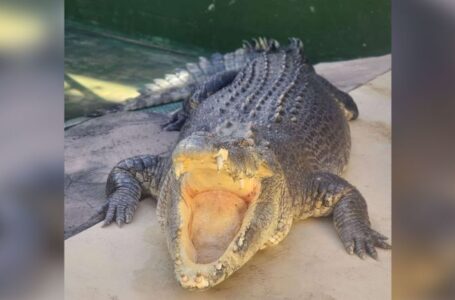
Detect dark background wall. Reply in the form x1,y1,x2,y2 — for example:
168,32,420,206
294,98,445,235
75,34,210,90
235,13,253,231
65,0,390,63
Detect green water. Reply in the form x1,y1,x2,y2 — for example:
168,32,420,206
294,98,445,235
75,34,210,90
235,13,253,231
65,26,201,120
66,0,390,62
65,0,390,120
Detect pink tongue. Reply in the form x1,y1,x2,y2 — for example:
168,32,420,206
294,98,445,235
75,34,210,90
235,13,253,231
191,190,247,263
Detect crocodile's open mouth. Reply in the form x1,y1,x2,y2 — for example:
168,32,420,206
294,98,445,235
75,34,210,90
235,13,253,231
173,149,269,264
180,167,261,264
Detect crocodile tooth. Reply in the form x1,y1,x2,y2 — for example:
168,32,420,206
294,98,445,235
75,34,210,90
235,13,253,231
174,162,184,178
214,148,229,159
181,275,188,282
175,259,182,265
215,263,223,270
277,221,284,229
239,179,244,189
216,155,224,171
195,275,209,288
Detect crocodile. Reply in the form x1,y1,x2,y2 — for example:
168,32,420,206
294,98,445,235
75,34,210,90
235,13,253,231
101,38,391,290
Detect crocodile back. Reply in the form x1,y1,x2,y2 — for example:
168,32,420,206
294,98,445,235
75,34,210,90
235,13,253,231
180,44,351,184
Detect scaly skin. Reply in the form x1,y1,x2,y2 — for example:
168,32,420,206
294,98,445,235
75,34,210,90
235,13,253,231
101,38,390,290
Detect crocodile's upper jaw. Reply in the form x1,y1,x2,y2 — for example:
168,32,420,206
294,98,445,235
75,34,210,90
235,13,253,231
170,145,274,289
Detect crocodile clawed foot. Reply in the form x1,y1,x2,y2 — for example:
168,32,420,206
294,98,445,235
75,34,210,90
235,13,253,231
162,111,187,131
341,226,391,260
99,196,138,227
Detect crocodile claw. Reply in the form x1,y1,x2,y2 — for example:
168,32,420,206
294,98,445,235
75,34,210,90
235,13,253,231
341,226,391,260
100,193,138,227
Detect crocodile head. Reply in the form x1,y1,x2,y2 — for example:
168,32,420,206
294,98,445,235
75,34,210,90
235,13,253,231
160,122,289,290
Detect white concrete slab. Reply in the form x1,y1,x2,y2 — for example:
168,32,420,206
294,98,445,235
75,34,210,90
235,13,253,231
65,72,391,300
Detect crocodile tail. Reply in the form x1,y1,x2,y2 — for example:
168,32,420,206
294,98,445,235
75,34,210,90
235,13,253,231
119,46,259,111
241,37,306,59
286,37,308,61
89,37,288,115
242,37,280,52
242,37,306,63
287,37,304,51
122,38,284,111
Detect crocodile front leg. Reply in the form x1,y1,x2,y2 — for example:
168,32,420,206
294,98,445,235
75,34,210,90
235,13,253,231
295,172,391,259
102,155,166,226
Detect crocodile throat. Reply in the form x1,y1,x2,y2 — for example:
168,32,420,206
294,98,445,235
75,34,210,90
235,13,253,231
178,165,262,264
